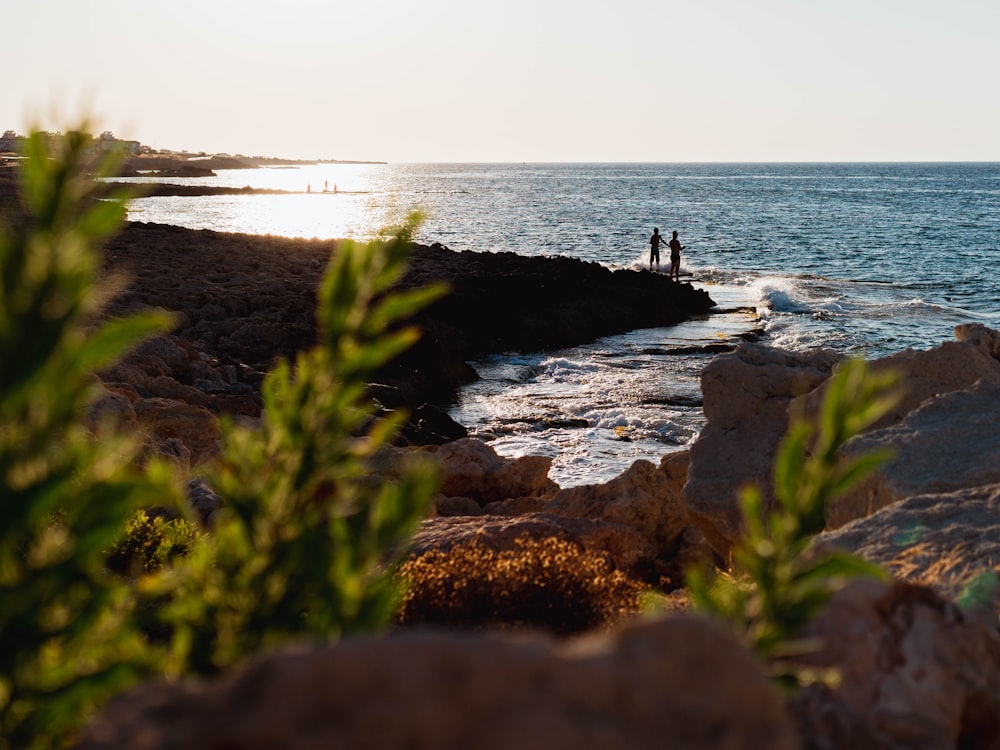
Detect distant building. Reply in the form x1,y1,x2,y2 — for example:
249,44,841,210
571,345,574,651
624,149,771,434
97,130,142,155
0,130,21,153
2,128,145,156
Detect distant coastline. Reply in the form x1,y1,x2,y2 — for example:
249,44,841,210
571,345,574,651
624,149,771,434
0,129,386,174
117,153,386,178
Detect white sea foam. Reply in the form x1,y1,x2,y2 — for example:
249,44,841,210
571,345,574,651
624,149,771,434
750,276,813,315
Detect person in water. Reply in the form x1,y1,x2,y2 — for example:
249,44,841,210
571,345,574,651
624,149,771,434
649,227,665,271
668,230,684,282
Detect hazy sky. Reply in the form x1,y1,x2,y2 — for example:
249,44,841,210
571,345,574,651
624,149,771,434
4,0,998,162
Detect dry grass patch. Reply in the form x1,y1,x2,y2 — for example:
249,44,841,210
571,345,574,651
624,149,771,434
396,535,646,636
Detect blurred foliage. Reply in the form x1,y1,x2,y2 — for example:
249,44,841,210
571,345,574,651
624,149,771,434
0,128,181,749
142,217,448,675
397,535,644,635
1,125,448,745
688,358,898,689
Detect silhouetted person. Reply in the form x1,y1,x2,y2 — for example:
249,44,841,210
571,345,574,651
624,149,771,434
649,227,665,271
668,230,684,282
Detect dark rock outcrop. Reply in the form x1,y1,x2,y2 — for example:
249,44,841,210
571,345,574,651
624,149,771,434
100,222,716,447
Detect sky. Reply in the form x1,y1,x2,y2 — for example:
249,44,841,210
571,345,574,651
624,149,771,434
3,0,998,162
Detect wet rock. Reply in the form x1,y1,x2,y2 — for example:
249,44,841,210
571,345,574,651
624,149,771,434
399,403,468,446
78,616,800,750
789,579,1000,750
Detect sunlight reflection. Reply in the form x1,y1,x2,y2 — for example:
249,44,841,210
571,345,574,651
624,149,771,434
122,163,416,241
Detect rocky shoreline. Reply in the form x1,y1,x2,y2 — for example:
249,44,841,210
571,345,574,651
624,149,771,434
83,321,1000,749
97,220,717,448
8,162,1000,747
87,202,1000,749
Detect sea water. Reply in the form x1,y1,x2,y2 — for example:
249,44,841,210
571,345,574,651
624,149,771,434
121,163,1000,485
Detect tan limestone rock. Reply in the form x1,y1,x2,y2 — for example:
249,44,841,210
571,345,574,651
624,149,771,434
804,338,1000,432
683,343,842,556
956,322,1000,362
435,438,559,504
410,512,656,576
545,456,690,560
133,397,221,466
829,380,1000,527
816,483,1000,623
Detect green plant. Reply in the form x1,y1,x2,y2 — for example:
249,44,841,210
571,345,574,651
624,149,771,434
687,358,899,688
145,217,447,675
0,129,180,748
2,125,451,742
396,535,644,635
105,510,198,577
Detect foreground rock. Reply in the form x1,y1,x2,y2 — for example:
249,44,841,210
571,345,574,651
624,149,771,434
816,484,1000,623
683,344,842,555
789,579,1000,750
78,616,801,750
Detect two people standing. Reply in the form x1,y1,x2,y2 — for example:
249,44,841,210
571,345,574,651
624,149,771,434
649,228,684,281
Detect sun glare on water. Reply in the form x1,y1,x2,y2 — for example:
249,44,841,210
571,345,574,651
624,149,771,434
123,163,408,242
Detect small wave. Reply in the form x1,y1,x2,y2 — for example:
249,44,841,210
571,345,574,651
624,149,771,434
750,277,814,315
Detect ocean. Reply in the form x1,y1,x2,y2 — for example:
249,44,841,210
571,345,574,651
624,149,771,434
121,162,1000,486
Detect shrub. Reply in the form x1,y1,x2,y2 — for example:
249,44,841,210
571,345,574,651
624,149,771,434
687,358,898,688
105,510,198,577
396,535,644,635
0,129,181,748
1,125,448,743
